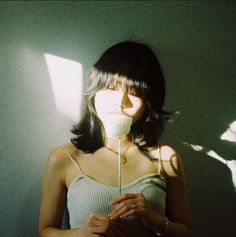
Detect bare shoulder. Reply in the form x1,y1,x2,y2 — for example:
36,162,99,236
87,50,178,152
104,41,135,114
148,144,179,160
149,144,184,178
47,143,83,164
159,144,180,161
47,143,88,177
46,145,68,168
45,144,76,177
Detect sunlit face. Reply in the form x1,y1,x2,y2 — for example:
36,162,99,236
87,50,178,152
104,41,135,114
94,88,145,125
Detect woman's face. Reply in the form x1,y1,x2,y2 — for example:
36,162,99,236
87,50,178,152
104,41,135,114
94,88,145,125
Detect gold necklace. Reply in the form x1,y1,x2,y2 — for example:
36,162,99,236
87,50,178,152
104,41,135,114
105,144,131,164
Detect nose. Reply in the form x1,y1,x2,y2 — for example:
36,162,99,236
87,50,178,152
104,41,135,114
114,90,129,109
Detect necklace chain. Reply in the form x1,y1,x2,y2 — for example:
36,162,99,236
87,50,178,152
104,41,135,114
105,144,131,164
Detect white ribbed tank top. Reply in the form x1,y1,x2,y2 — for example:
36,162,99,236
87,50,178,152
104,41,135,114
63,146,166,237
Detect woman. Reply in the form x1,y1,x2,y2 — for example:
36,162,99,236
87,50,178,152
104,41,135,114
39,41,192,237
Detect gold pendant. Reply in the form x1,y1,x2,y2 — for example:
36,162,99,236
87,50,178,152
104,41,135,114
121,154,127,164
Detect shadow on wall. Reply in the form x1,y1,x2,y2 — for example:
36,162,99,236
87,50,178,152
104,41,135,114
181,120,236,237
183,120,236,189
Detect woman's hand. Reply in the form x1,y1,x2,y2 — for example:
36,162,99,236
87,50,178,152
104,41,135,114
109,193,165,231
81,213,124,237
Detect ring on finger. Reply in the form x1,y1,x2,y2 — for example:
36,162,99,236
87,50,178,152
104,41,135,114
131,203,136,209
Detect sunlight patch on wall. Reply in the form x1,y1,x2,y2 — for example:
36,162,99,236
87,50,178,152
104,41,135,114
220,120,236,143
44,54,83,122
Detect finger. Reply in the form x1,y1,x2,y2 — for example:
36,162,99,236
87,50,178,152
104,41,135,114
111,199,137,215
93,219,108,228
88,214,109,228
93,220,123,236
111,193,137,205
88,213,102,221
93,213,110,221
110,202,137,220
94,218,110,229
119,208,136,219
111,208,136,220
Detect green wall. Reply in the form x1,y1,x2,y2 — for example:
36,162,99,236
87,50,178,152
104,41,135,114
0,1,235,237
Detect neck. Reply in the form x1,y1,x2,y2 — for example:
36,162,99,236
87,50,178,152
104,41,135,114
105,134,131,150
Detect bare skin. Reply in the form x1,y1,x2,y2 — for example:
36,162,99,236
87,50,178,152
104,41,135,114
39,88,192,236
39,139,192,237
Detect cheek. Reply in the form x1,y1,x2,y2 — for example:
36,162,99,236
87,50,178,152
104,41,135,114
94,92,113,117
94,93,104,115
130,101,145,123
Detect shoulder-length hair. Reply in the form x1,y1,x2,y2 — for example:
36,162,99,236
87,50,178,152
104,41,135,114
71,41,172,153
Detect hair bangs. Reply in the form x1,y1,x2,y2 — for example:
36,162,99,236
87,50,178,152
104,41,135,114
105,74,149,98
87,67,150,98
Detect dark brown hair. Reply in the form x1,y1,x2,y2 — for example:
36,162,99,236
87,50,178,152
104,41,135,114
71,41,172,153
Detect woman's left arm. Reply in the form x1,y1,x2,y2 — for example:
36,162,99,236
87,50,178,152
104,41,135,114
160,146,192,237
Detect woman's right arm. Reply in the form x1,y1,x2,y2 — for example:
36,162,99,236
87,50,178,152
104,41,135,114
38,147,82,237
39,147,124,237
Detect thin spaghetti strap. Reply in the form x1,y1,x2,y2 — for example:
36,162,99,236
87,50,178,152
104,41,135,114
62,145,84,175
157,146,162,175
